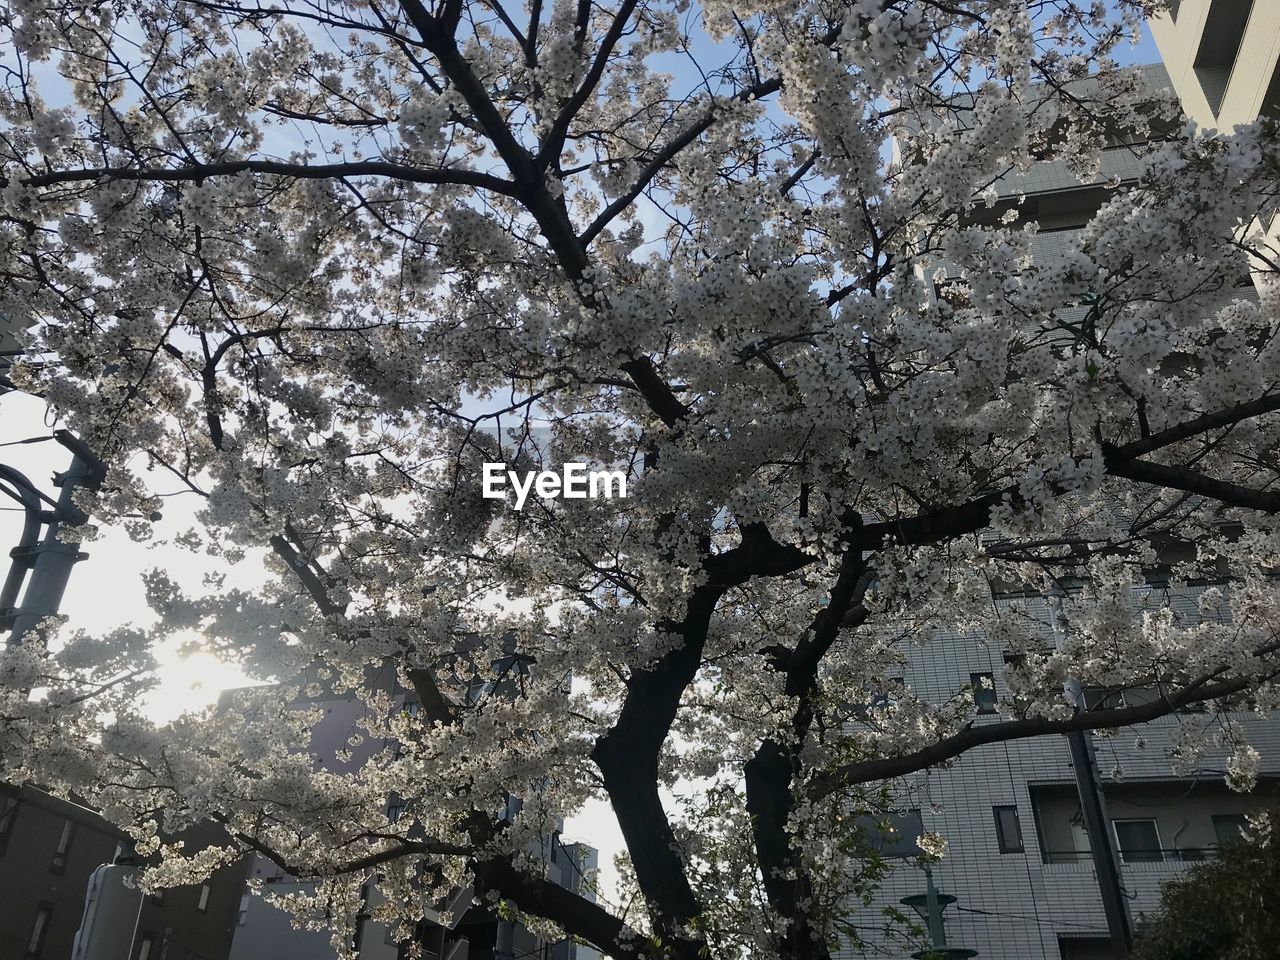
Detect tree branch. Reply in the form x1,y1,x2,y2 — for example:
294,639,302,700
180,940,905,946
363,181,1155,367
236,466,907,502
1103,454,1280,513
808,671,1272,801
473,856,648,960
17,159,517,195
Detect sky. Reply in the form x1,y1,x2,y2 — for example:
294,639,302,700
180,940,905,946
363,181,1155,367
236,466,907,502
0,0,1168,923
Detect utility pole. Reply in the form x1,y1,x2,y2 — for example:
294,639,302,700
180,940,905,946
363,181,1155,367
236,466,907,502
0,434,148,959
3,429,106,647
1064,679,1134,956
1050,593,1134,957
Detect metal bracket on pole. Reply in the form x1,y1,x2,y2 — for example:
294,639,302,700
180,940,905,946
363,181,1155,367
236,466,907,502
5,431,106,647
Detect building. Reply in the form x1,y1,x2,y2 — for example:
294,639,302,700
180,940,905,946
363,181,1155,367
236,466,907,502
0,312,24,394
1149,0,1280,289
842,591,1279,960
224,660,601,960
1148,0,1280,130
842,63,1280,960
230,833,601,960
0,785,247,960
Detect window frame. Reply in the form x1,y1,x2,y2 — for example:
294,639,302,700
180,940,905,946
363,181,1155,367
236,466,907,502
50,818,76,875
993,805,1025,854
971,672,998,715
26,903,53,959
1112,817,1164,863
196,883,211,912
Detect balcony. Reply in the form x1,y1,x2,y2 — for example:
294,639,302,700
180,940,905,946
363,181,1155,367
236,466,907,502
1040,846,1222,866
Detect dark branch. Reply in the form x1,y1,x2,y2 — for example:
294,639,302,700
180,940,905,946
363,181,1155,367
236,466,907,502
17,160,517,195
808,672,1270,801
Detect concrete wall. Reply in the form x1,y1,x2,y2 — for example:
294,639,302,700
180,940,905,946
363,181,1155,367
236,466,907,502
228,877,403,960
838,584,1280,960
1150,0,1280,130
0,786,246,960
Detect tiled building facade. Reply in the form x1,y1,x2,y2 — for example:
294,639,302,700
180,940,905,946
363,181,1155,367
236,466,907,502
845,61,1280,960
846,592,1280,960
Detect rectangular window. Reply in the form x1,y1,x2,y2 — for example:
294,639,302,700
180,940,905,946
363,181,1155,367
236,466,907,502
26,904,52,958
351,885,370,952
387,802,406,823
136,935,154,960
1213,814,1248,848
50,819,75,874
993,805,1024,853
238,893,250,926
196,884,210,912
971,672,997,714
1113,819,1163,863
0,795,18,855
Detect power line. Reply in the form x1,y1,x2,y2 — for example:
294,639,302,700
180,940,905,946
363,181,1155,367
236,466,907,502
954,905,1106,932
0,435,53,447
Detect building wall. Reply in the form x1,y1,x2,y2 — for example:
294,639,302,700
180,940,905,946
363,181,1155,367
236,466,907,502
0,788,121,960
0,786,247,960
840,584,1280,960
1149,0,1280,131
228,876,403,960
1149,1,1280,289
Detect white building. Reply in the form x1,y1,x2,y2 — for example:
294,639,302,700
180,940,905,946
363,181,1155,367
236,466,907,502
844,63,1279,960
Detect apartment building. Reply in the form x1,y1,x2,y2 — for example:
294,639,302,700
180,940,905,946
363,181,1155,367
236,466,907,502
0,785,247,960
844,591,1279,960
842,63,1279,960
224,658,601,960
1149,0,1280,130
1149,0,1280,287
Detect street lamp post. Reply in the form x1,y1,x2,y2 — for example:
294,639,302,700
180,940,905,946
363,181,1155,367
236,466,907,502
900,867,979,960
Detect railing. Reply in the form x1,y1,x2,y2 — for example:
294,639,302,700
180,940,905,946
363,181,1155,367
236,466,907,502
1041,847,1221,865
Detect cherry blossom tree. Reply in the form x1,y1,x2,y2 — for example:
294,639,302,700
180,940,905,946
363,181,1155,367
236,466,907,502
3,0,1280,957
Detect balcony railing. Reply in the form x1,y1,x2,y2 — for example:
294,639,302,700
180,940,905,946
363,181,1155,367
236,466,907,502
1041,846,1221,865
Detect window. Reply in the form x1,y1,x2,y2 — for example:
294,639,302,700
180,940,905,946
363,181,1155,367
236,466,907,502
1083,685,1161,711
1213,814,1248,848
1193,0,1254,116
387,801,406,823
0,795,18,855
859,808,925,858
50,819,75,874
993,805,1024,853
238,893,250,927
136,935,154,960
196,884,210,912
1113,819,1163,863
26,905,52,958
971,672,997,714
